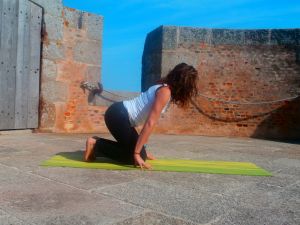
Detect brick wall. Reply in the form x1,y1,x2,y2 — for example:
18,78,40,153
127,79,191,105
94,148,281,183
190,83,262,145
31,0,105,133
29,1,300,139
142,26,300,139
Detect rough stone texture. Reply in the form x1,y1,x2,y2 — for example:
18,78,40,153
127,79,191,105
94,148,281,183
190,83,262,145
41,59,57,81
141,26,163,91
40,81,69,103
42,41,65,61
31,1,103,133
85,65,102,82
142,26,300,139
85,13,103,41
0,133,299,224
43,13,64,41
32,0,63,17
74,41,101,64
62,7,85,29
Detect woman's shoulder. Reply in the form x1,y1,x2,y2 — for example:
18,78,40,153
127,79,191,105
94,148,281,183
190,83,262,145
146,83,170,96
152,83,169,89
155,84,171,97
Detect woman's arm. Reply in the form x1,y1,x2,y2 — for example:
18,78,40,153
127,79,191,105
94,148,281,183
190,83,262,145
134,86,171,169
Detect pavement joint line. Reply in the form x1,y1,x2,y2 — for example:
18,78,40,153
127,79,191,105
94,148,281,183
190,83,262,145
90,177,146,193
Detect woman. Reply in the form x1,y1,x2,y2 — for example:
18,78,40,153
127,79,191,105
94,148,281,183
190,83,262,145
83,63,198,169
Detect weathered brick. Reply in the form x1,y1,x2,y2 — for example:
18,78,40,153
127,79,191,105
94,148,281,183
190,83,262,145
142,26,300,139
38,1,104,133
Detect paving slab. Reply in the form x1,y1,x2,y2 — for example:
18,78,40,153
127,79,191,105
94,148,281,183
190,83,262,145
94,178,229,224
0,132,299,224
0,165,144,225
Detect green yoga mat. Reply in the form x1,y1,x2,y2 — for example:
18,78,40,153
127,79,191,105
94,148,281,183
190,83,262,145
40,152,272,176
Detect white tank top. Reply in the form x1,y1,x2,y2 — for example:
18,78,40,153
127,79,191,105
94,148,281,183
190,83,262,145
123,84,170,127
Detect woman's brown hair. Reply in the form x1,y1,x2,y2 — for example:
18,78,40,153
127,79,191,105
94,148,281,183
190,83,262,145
158,63,198,108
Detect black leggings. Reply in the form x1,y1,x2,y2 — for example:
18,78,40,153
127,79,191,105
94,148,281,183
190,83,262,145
93,102,147,164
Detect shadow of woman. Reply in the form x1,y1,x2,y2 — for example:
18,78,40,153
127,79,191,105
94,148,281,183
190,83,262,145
251,97,300,143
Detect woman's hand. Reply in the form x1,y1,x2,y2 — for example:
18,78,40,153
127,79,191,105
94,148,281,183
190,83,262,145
134,153,152,170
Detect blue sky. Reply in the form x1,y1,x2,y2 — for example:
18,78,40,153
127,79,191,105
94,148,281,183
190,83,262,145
63,0,300,92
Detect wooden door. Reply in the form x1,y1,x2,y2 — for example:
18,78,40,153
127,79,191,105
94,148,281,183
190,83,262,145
0,0,42,130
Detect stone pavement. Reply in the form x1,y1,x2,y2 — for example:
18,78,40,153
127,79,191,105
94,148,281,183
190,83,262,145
0,132,299,225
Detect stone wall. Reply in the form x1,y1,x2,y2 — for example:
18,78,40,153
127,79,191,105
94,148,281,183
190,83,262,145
31,0,105,133
142,26,300,139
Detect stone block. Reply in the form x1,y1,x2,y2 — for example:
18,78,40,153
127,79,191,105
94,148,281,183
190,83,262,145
41,59,57,80
42,41,65,60
43,13,64,41
62,8,103,41
296,46,300,63
142,53,162,91
143,26,163,54
212,29,245,45
40,101,56,130
74,41,101,65
244,29,269,45
85,65,101,82
162,26,178,50
31,0,63,17
85,13,103,41
270,29,300,45
161,51,199,77
41,81,69,103
63,7,84,29
179,27,209,44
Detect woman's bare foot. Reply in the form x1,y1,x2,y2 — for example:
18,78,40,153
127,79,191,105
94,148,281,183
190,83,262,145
84,137,97,162
146,152,156,160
